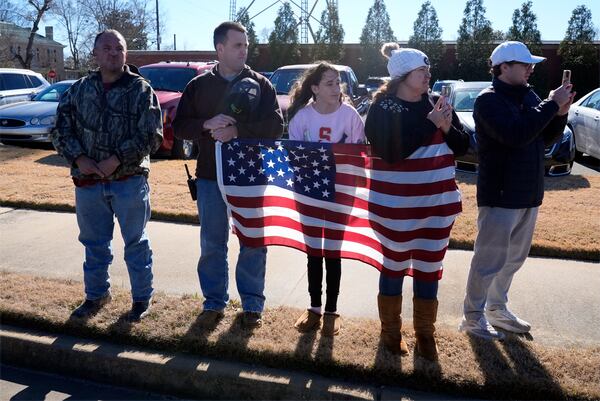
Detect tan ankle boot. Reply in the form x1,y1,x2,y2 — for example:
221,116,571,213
377,294,409,355
413,297,439,361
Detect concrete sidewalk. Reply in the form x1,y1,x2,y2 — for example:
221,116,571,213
1,206,598,347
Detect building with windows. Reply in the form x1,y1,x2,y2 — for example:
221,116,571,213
0,22,65,81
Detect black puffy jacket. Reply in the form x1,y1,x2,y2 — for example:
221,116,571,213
473,78,567,209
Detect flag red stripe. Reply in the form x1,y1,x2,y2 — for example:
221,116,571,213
232,206,452,242
335,174,459,196
334,153,456,172
227,194,462,220
231,211,451,262
234,230,444,280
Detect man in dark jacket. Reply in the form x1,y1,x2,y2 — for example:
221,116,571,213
52,30,163,322
173,21,283,329
459,41,574,340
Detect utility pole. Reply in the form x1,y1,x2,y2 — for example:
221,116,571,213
155,0,160,50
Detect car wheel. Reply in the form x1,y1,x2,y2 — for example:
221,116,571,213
571,129,584,159
172,137,197,160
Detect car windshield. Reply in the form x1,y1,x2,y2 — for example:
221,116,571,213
452,88,485,112
33,82,72,102
139,67,197,92
269,69,303,95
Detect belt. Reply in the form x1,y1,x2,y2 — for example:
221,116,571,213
72,174,135,187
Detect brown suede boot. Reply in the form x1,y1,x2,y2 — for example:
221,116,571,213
413,297,439,361
377,294,409,355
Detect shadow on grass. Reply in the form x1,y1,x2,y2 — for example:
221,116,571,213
468,333,565,400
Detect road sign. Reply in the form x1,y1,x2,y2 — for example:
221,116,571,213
48,69,56,79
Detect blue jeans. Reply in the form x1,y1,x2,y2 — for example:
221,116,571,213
75,175,153,302
196,178,267,313
379,274,438,299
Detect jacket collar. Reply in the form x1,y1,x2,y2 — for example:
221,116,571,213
211,63,251,83
492,77,531,101
88,64,137,89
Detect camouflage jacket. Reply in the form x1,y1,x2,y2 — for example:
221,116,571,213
51,66,163,180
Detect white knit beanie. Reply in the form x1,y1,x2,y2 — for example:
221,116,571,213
387,48,430,78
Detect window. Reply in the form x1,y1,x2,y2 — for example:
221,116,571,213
29,76,43,87
581,91,600,111
2,73,29,90
54,49,57,63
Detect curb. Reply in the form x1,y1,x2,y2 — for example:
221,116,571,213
0,324,470,401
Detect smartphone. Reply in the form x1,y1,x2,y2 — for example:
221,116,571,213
440,85,450,106
562,70,571,85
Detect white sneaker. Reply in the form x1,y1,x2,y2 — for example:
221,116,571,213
486,308,531,334
459,316,505,340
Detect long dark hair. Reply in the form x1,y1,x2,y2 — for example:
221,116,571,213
287,61,342,121
372,42,408,104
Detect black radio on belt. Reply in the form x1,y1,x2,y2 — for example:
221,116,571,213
185,164,197,201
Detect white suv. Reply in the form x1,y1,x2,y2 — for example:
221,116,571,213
0,68,50,106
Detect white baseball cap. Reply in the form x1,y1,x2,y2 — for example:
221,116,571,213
387,48,430,78
490,41,545,67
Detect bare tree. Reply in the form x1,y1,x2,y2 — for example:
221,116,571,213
13,0,53,69
51,0,90,69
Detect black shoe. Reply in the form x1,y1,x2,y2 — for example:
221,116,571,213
71,294,111,318
127,299,151,322
241,311,262,329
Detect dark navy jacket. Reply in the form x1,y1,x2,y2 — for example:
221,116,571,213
473,78,567,209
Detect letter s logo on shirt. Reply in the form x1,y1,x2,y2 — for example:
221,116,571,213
319,127,331,142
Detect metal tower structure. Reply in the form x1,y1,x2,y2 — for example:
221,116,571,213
300,0,309,44
227,0,340,43
229,0,237,20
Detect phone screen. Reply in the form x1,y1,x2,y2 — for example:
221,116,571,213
562,70,571,85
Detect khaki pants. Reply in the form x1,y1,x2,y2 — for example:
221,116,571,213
463,206,538,320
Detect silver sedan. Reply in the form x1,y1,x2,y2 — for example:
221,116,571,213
0,80,76,143
568,88,600,160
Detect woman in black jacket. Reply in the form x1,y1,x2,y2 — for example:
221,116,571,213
365,42,469,361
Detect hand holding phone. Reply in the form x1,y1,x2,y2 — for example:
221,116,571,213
562,70,571,86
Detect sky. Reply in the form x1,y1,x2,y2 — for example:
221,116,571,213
42,0,600,52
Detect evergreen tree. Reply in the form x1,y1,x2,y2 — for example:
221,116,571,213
507,1,541,53
506,1,547,94
408,1,445,82
235,7,259,67
455,0,496,81
558,5,598,97
312,2,345,63
267,2,300,70
358,0,396,80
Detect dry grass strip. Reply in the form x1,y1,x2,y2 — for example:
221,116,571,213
1,271,598,400
1,145,599,260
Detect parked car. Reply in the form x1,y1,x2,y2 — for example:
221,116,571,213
269,64,369,130
450,81,575,176
365,76,390,96
0,80,75,144
139,61,215,159
431,79,462,96
568,88,600,160
0,68,50,106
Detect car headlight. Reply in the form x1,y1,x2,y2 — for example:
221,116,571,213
39,115,56,125
30,116,56,125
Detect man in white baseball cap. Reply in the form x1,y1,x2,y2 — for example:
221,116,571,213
490,41,546,67
459,41,575,340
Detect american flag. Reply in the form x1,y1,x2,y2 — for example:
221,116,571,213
216,133,461,280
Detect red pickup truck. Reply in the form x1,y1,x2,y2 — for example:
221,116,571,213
139,61,215,159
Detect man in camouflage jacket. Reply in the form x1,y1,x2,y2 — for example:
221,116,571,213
51,29,163,322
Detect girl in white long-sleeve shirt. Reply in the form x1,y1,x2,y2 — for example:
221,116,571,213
287,62,365,337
